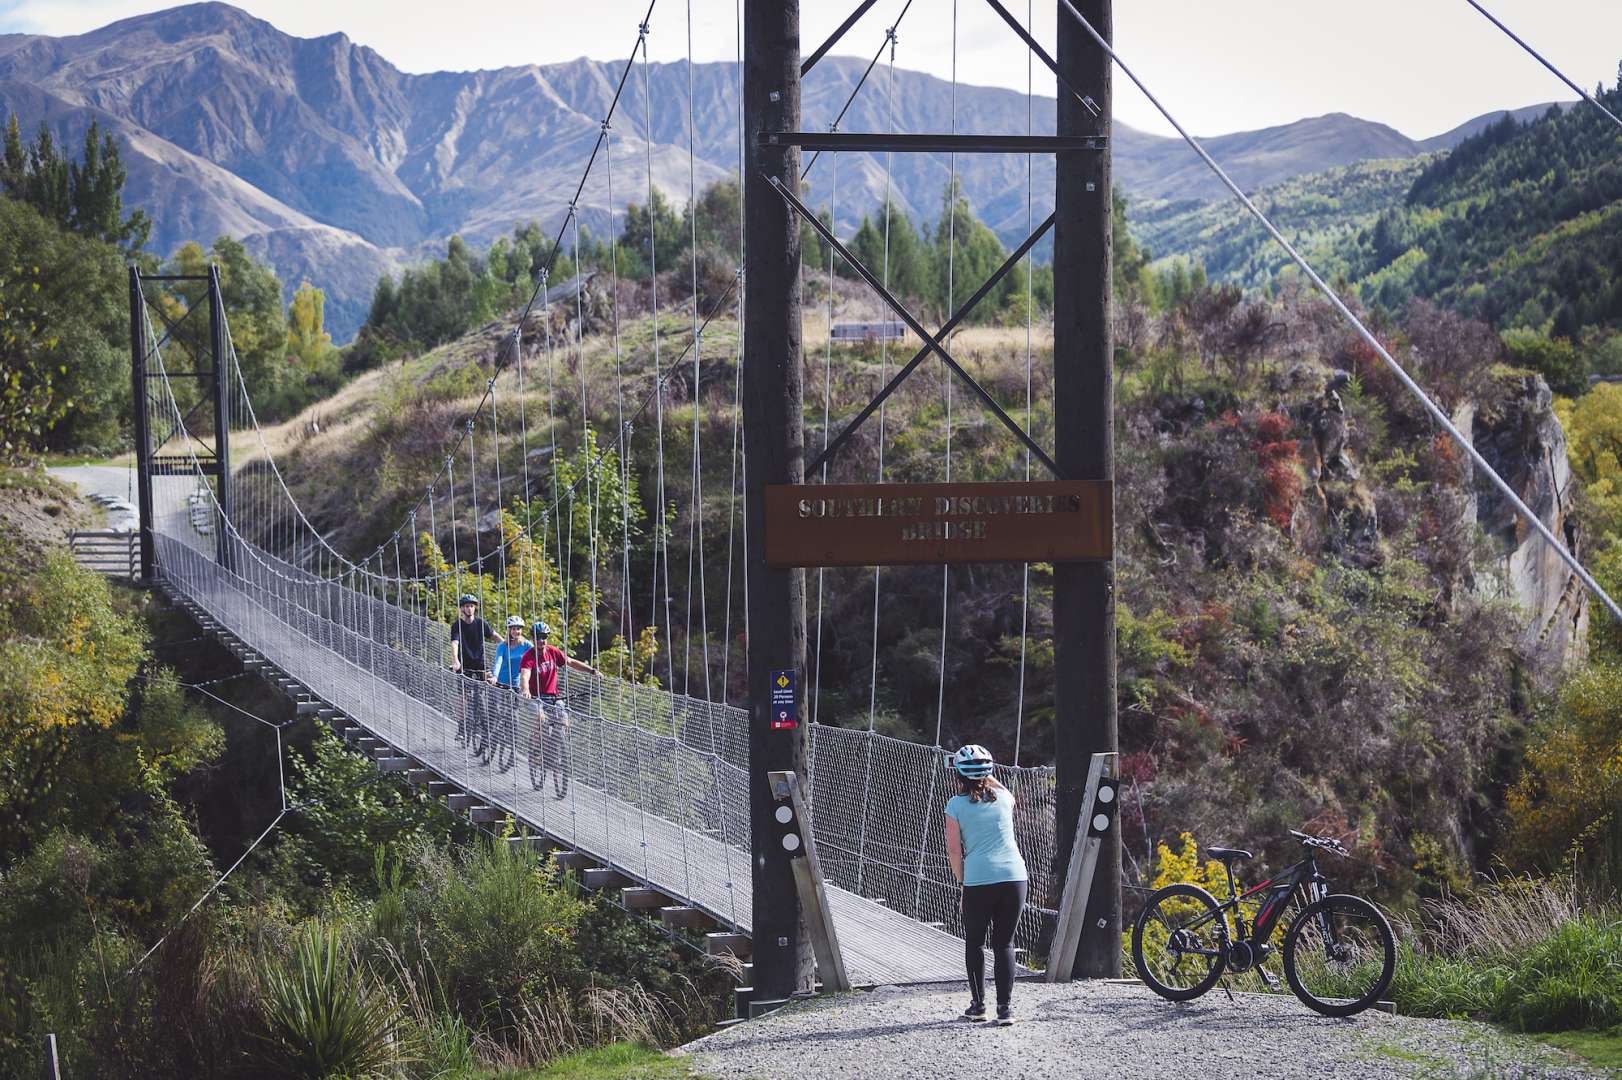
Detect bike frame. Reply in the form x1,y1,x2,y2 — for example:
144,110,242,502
1179,853,1329,956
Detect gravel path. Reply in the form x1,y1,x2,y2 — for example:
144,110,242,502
681,981,1608,1079
50,465,137,531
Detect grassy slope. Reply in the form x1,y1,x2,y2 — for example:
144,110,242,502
1129,156,1430,290
1134,89,1622,337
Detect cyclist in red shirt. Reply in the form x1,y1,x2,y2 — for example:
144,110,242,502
521,620,598,797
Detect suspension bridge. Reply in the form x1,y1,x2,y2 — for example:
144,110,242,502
103,0,1622,1019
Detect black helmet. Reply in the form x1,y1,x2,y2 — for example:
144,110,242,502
458,593,479,606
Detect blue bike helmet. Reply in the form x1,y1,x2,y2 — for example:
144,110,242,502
458,593,479,606
532,619,553,640
951,744,994,779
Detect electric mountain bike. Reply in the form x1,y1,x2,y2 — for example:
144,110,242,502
1131,830,1396,1017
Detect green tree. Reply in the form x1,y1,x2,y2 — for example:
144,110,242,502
931,179,1014,320
0,196,130,453
620,188,686,277
286,281,332,364
1503,328,1586,397
848,200,929,302
0,115,148,251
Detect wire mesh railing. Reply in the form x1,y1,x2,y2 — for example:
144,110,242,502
141,288,1061,983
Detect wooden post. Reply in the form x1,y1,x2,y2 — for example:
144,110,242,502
742,0,812,1001
42,1033,60,1080
1047,753,1113,981
1052,0,1119,978
128,267,155,582
769,770,851,992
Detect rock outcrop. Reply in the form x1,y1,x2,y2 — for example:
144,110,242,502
1466,374,1589,672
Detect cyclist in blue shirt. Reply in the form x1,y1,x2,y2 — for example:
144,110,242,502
484,616,532,772
944,743,1028,1026
490,616,533,690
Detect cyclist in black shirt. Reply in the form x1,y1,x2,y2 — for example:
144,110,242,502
449,594,498,746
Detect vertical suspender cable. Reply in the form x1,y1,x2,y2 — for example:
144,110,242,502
684,0,712,702
856,24,902,896
811,153,837,727
1012,0,1034,768
933,0,958,751
639,30,679,692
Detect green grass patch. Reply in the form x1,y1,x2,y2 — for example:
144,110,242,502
491,1041,702,1079
41,452,117,467
1533,1028,1622,1070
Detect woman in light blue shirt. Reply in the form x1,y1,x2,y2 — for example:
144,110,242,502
944,743,1028,1026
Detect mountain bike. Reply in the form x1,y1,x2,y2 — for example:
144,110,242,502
1131,830,1396,1017
528,696,571,798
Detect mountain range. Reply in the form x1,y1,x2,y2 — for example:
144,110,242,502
0,2,1562,339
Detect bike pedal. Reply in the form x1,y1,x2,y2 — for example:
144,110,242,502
1257,967,1280,991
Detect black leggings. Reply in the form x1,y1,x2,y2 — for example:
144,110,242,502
962,879,1026,1008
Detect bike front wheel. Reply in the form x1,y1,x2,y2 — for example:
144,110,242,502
1131,883,1228,1001
1281,893,1395,1017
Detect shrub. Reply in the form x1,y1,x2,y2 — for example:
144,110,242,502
416,839,585,1028
256,922,408,1079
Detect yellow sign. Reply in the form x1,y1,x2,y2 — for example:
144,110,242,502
776,674,790,688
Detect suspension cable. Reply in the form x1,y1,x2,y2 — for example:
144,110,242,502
1462,0,1622,132
1057,0,1622,624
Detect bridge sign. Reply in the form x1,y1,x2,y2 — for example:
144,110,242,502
764,480,1113,567
770,669,798,729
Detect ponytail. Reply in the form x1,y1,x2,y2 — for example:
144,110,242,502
960,775,997,803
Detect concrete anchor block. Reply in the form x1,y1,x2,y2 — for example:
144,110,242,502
620,887,670,911
659,906,713,931
507,835,556,854
581,868,631,891
705,932,752,959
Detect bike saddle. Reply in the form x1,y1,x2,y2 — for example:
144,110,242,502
1205,846,1253,862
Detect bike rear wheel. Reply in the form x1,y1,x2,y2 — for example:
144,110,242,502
1281,893,1395,1017
1131,883,1228,1001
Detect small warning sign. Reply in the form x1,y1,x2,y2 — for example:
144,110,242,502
770,669,798,730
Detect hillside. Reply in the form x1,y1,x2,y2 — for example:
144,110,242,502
239,262,1595,905
0,2,1550,340
1348,97,1622,339
1135,92,1622,346
1129,156,1432,290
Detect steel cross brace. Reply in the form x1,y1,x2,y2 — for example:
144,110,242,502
801,0,882,76
982,0,1102,118
768,175,1062,479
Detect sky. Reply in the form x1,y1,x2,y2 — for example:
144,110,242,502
2,0,1619,140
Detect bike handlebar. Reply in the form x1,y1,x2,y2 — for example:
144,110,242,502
1289,829,1350,856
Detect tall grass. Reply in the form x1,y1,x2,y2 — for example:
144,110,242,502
1389,877,1622,1033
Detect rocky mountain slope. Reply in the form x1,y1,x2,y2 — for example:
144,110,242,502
0,2,1554,340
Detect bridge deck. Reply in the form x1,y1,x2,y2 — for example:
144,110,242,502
154,536,968,988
